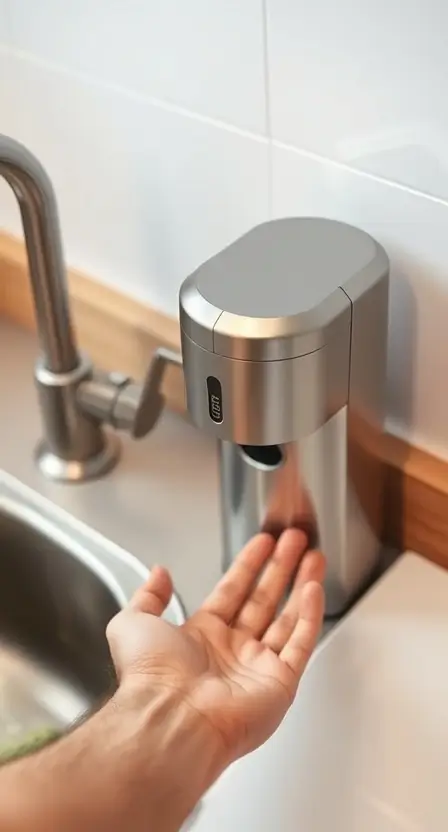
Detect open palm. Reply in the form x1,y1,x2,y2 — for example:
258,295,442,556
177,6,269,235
107,530,325,763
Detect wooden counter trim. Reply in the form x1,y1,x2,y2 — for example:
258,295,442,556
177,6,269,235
1,231,447,569
383,433,448,569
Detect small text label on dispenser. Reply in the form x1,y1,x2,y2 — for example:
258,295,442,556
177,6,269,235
207,376,223,424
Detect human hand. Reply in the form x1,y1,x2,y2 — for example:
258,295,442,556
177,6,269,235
107,530,325,764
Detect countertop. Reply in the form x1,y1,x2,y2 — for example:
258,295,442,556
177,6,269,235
2,319,448,831
1,319,223,615
191,552,448,832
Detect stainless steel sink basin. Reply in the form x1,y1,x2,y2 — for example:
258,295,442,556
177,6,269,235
0,471,185,750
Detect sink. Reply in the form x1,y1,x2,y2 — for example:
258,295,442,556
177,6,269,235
0,471,185,749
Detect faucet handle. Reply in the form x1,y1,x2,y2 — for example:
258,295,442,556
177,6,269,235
78,347,183,440
114,347,183,439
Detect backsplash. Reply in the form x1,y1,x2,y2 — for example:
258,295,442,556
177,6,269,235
1,1,448,459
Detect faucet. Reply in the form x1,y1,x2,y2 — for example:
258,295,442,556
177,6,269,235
0,135,182,482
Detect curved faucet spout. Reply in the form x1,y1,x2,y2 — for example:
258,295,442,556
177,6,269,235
0,134,179,482
0,135,78,373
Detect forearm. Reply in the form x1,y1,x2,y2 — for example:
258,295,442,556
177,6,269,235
0,685,226,832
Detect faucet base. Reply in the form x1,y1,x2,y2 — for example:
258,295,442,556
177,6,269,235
35,431,121,483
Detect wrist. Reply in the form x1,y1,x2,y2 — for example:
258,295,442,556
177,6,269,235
111,681,228,828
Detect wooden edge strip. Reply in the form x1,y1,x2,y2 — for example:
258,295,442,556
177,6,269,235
383,433,448,569
1,230,448,569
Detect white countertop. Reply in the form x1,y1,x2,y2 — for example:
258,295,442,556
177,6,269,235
190,553,448,832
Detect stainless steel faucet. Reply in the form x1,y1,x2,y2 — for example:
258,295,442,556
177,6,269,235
0,135,181,482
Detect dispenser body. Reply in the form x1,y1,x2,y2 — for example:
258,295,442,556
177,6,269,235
179,218,389,615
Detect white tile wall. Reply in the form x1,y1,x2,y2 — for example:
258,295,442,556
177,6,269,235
267,0,448,201
7,0,266,134
0,50,269,316
0,48,18,226
2,2,448,458
272,143,448,458
0,1,9,44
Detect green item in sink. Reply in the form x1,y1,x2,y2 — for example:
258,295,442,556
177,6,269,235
0,727,62,765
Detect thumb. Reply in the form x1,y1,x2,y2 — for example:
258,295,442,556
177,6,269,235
106,566,174,683
129,565,173,616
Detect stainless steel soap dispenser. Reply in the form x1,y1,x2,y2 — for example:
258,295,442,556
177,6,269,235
179,218,389,615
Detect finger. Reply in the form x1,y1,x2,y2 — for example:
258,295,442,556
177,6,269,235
201,533,275,623
279,581,325,678
262,549,325,652
129,565,173,617
233,529,308,638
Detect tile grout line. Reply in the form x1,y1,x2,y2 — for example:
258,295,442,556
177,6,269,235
3,43,448,212
272,137,448,211
261,0,274,219
0,43,269,146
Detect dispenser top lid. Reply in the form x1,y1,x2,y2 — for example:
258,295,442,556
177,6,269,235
180,218,389,362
